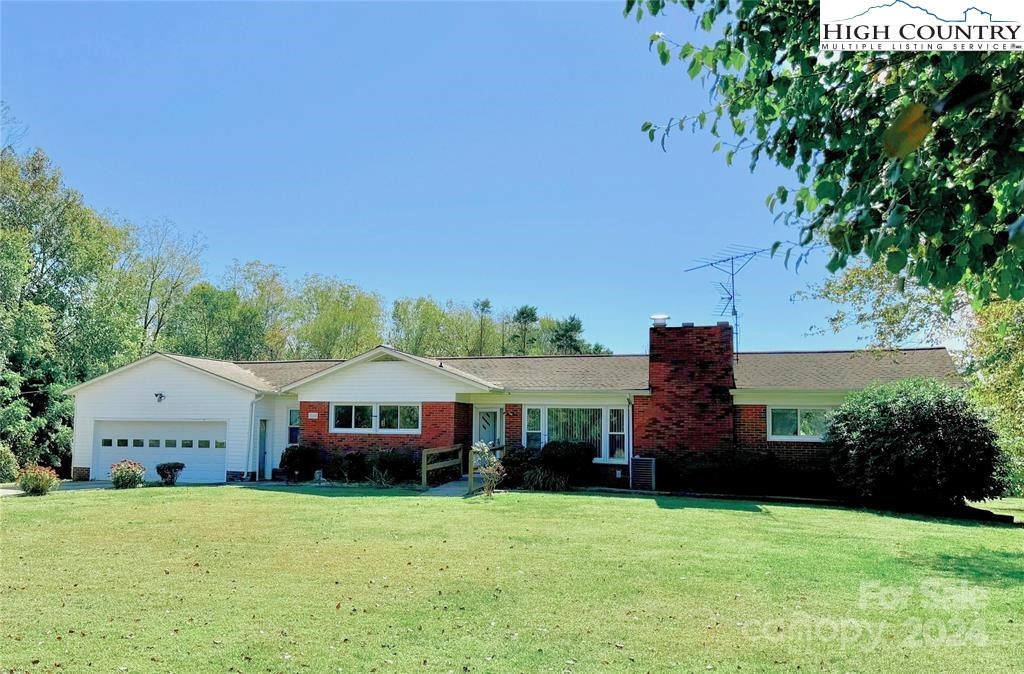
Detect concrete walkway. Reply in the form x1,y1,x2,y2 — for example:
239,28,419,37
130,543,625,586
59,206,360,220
424,476,479,497
0,480,114,497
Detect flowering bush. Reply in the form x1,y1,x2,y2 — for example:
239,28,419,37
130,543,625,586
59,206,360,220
18,464,60,495
472,441,506,497
110,460,146,489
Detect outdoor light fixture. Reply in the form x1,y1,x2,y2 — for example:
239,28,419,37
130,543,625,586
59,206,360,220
154,392,166,402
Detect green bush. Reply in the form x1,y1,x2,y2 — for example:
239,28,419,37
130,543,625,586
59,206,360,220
523,466,569,492
1000,455,1024,498
539,441,594,486
323,451,368,483
110,460,146,489
17,464,60,495
368,449,419,485
497,445,536,488
0,442,19,482
155,462,185,486
827,378,1008,510
279,445,322,481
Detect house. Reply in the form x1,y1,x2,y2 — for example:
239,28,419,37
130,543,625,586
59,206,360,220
65,320,960,486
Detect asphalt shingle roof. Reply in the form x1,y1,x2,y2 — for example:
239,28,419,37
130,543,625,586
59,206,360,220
732,348,960,390
438,355,650,391
161,347,959,393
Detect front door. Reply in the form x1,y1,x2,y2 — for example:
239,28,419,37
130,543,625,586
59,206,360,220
258,419,268,480
476,408,500,448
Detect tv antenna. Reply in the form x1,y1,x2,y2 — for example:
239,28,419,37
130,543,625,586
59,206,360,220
684,245,768,357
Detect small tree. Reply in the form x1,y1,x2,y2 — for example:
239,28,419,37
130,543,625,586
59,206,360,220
827,379,1008,510
471,441,505,497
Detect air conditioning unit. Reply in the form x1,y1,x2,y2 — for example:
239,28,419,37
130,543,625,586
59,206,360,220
630,456,655,491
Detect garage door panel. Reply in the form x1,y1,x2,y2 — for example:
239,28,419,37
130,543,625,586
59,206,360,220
93,421,227,483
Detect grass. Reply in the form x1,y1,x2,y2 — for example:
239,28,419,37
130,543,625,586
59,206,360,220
1,486,1022,673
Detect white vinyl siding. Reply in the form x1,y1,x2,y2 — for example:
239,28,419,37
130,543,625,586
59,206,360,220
70,356,255,478
295,359,475,402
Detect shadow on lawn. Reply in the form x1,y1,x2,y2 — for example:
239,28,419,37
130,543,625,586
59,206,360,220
240,483,423,498
554,489,766,513
908,549,1024,588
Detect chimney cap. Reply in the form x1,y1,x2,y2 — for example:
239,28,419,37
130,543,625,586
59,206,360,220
717,321,731,327
650,314,670,327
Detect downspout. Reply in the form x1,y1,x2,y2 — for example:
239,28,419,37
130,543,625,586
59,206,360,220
247,394,265,481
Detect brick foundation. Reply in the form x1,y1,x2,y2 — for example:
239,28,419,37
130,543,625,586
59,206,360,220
71,466,91,481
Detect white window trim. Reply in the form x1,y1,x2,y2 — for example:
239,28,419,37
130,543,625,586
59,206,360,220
522,405,630,465
329,402,422,435
767,406,830,442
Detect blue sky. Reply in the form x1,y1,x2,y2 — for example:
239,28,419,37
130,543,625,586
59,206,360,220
2,1,879,354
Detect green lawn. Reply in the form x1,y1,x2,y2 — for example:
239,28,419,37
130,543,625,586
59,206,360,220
1,487,1021,673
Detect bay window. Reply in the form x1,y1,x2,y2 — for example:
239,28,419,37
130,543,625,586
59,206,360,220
768,407,830,441
522,405,629,463
330,403,421,434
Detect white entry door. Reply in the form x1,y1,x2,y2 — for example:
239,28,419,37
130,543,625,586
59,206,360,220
474,408,502,448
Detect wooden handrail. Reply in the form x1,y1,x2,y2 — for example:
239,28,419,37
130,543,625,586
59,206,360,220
421,444,463,487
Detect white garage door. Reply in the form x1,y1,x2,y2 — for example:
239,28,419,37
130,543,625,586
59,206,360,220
93,420,228,484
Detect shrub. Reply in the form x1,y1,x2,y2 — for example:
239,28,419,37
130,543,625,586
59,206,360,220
0,442,19,483
827,378,1008,510
471,441,505,497
999,455,1024,498
279,445,322,481
368,449,419,485
500,445,538,488
322,451,368,483
155,462,185,486
17,464,60,495
522,466,569,492
110,460,146,489
539,441,593,486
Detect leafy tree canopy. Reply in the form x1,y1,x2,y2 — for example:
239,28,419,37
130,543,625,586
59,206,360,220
630,0,1024,302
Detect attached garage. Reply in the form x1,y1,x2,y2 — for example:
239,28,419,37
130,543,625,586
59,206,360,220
93,420,228,483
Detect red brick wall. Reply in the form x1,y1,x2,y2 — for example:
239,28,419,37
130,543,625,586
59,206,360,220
735,404,830,469
633,324,735,457
299,401,467,452
504,404,522,447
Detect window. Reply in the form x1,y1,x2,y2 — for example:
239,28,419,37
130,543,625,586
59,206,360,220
148,439,160,448
132,439,144,448
288,409,301,444
608,408,626,460
525,407,542,449
117,439,128,447
547,408,602,452
522,406,629,463
330,403,421,434
769,407,830,440
332,404,374,431
181,439,194,448
379,405,420,432
165,440,177,448
198,440,211,449
215,440,226,449
101,438,113,447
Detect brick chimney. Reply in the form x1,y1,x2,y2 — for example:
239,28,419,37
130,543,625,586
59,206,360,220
632,322,735,454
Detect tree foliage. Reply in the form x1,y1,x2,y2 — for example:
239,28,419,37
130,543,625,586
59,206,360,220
630,0,1024,302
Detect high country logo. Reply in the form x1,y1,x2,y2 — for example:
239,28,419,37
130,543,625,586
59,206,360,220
819,0,1024,51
